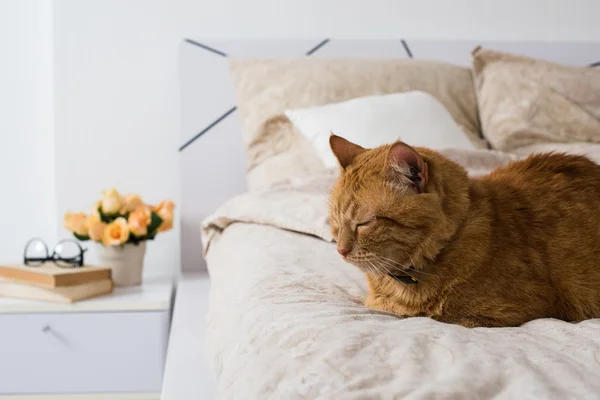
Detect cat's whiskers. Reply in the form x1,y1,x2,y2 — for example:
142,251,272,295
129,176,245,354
351,254,383,278
366,259,386,279
362,258,380,277
352,254,428,294
376,253,418,271
376,258,415,277
380,265,418,295
357,255,420,295
364,256,417,294
375,254,437,278
407,252,418,268
368,255,434,291
379,260,429,287
357,255,382,278
358,253,409,278
371,258,394,276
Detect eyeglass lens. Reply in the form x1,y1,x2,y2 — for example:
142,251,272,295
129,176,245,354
54,240,83,267
24,239,49,266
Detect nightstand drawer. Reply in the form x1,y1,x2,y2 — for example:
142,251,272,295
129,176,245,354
0,311,169,394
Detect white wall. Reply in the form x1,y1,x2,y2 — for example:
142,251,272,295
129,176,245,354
6,0,598,274
53,0,186,276
0,0,55,263
188,0,600,41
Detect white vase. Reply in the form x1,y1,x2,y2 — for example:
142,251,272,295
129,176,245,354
94,242,146,286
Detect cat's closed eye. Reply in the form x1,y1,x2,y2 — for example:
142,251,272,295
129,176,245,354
376,215,410,228
355,220,374,234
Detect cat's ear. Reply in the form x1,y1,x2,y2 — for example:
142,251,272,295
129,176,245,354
329,134,365,169
388,142,428,193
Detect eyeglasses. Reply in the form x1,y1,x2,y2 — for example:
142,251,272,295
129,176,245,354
23,238,87,268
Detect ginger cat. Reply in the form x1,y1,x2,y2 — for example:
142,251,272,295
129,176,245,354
328,134,600,328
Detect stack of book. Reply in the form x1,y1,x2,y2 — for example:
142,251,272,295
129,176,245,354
0,263,113,303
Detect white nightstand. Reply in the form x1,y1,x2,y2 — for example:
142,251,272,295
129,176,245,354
0,276,174,399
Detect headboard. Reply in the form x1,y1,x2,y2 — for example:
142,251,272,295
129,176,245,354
178,38,600,272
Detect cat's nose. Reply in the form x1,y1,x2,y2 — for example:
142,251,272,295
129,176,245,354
337,246,352,258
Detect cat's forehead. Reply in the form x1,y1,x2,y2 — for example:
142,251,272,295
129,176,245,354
341,162,396,195
332,165,414,218
335,192,375,221
341,162,382,188
334,176,390,214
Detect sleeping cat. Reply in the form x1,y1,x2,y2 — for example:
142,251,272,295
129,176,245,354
328,134,600,328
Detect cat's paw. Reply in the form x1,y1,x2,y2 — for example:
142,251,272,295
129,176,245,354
364,294,377,308
364,294,392,313
364,293,412,318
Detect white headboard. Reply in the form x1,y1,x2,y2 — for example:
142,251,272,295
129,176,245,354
178,38,600,272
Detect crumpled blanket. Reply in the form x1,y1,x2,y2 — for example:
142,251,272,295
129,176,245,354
200,145,600,400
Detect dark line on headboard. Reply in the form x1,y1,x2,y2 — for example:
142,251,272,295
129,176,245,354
184,39,228,57
179,38,330,152
590,61,600,67
179,106,237,152
306,39,330,55
401,39,413,58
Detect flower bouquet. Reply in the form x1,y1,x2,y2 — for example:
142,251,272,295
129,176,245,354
63,189,174,286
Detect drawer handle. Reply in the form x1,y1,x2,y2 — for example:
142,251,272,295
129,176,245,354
40,324,70,346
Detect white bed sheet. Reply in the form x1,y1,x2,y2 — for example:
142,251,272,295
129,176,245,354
202,146,600,399
205,222,600,399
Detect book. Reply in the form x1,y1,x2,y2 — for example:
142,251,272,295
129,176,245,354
0,263,111,287
0,278,113,303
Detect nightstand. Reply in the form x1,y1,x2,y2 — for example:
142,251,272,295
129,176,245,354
0,276,174,399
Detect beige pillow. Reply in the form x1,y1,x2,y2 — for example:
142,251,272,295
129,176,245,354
472,47,600,151
229,57,485,189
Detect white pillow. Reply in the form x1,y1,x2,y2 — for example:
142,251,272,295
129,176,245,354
284,91,476,168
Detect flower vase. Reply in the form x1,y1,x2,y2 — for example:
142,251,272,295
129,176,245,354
94,242,146,286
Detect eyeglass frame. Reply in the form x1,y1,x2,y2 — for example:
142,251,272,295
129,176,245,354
23,238,87,268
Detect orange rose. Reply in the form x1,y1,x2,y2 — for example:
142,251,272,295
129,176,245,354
135,205,152,223
154,200,175,212
128,206,151,236
157,209,173,232
102,217,130,246
154,200,175,232
84,213,100,229
101,188,122,215
88,221,107,241
121,194,143,214
64,212,88,237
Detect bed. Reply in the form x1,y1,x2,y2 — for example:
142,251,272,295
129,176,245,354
178,39,600,399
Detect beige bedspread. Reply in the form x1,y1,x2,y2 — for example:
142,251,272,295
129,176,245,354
201,145,600,400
